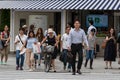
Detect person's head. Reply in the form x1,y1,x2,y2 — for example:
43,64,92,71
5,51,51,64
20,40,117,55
48,25,54,30
65,26,71,34
89,20,94,26
19,28,25,35
29,24,35,31
91,28,96,36
74,19,81,29
109,27,115,36
28,31,35,38
4,25,9,31
36,28,44,36
22,25,28,30
67,22,72,27
48,29,54,37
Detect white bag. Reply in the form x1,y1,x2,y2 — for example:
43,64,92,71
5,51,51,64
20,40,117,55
32,42,41,54
20,48,26,55
44,45,54,53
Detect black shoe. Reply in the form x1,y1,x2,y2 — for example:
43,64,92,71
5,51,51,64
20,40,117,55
54,70,56,72
20,67,23,70
77,70,82,75
72,72,76,75
90,67,93,69
16,66,19,70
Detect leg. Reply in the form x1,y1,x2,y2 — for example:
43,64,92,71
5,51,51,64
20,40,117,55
90,50,94,69
26,49,31,69
4,47,8,63
109,61,112,69
16,50,20,70
71,45,77,74
20,54,25,70
62,49,67,70
1,48,5,63
85,50,89,67
105,61,108,69
51,59,56,72
30,52,35,70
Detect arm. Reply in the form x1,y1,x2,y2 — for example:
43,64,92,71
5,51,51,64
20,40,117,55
55,36,59,47
83,31,89,47
41,37,47,45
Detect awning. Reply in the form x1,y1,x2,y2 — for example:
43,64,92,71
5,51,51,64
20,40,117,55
0,0,119,10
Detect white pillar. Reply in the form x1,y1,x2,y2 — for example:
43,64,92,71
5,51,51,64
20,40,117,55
10,9,15,52
61,10,66,36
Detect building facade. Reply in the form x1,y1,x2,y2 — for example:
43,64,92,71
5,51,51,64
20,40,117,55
0,0,119,55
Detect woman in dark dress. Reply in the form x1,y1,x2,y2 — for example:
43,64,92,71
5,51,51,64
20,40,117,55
104,28,116,69
41,29,59,72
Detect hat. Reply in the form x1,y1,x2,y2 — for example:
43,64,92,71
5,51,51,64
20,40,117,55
48,29,53,33
22,25,27,28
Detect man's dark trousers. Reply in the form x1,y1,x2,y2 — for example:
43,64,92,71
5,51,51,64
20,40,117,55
71,43,83,73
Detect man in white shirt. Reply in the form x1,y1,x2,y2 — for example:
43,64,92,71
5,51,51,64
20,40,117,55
15,28,27,70
87,20,97,35
61,26,71,72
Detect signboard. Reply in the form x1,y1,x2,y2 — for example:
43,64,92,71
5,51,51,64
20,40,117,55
86,15,108,27
29,15,47,33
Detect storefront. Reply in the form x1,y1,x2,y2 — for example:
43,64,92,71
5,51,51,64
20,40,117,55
0,0,119,52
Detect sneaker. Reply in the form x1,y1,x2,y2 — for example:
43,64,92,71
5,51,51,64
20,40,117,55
0,62,3,65
3,62,7,65
29,69,33,72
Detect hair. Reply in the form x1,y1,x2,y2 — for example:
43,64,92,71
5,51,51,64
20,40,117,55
67,22,72,27
28,31,35,39
91,28,96,33
89,20,94,25
19,27,25,31
65,26,71,30
29,24,34,31
49,25,54,29
36,28,44,39
74,19,80,24
108,27,116,38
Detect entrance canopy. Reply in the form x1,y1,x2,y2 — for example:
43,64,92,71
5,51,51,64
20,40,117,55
0,0,119,10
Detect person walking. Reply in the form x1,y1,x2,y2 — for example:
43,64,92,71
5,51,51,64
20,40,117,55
26,31,38,71
87,20,97,35
0,25,10,64
41,29,59,72
84,28,96,69
61,26,72,72
14,28,27,70
35,28,44,66
68,20,89,75
104,28,116,69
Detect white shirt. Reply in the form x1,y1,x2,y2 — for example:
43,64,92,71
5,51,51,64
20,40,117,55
87,25,97,35
15,34,27,50
61,33,69,49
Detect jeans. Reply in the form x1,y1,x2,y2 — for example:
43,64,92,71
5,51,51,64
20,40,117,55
71,43,83,72
16,50,25,67
62,49,71,69
86,50,94,60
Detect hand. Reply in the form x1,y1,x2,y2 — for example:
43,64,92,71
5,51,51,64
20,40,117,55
68,47,71,51
86,46,90,50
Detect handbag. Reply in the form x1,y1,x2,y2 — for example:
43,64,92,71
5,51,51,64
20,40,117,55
67,51,73,63
32,42,41,54
0,40,3,49
18,35,26,55
101,40,107,49
44,45,55,53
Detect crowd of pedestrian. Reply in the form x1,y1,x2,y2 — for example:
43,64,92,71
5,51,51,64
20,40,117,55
0,19,120,75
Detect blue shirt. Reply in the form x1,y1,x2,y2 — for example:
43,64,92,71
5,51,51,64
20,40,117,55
68,28,89,47
26,38,37,49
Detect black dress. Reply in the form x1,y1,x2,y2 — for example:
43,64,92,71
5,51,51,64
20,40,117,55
47,36,57,59
104,38,116,61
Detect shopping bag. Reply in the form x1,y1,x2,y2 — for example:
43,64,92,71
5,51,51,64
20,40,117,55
32,42,41,54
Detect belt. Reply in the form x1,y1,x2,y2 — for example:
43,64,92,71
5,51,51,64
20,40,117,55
72,43,82,45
